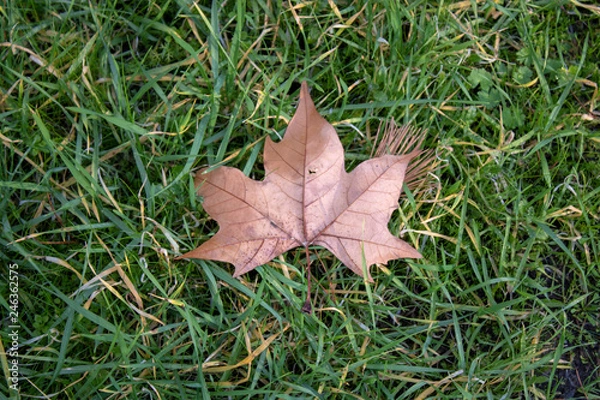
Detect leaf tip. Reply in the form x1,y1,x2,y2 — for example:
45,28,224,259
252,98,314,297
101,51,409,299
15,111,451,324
300,80,309,92
299,80,312,105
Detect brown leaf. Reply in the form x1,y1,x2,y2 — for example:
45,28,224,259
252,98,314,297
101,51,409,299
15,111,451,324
178,82,423,281
372,119,440,197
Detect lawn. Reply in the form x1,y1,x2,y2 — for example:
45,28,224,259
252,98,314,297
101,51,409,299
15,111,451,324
1,0,599,398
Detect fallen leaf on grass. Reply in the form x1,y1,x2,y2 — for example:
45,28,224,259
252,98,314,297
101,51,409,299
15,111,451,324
178,82,426,283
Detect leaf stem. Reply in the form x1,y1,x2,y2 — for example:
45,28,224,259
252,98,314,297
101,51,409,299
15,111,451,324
302,245,312,314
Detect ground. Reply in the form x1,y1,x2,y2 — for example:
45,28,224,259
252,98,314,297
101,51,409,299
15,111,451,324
1,1,599,398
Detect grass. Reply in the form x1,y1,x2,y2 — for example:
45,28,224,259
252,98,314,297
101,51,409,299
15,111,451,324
1,0,599,398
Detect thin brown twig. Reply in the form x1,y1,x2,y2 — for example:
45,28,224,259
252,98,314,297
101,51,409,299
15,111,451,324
302,245,313,314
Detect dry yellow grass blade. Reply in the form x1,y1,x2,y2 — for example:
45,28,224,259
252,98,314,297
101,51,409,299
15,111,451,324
202,324,289,373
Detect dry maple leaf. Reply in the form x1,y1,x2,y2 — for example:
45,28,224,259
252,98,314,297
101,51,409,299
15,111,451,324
177,82,423,284
372,118,439,196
